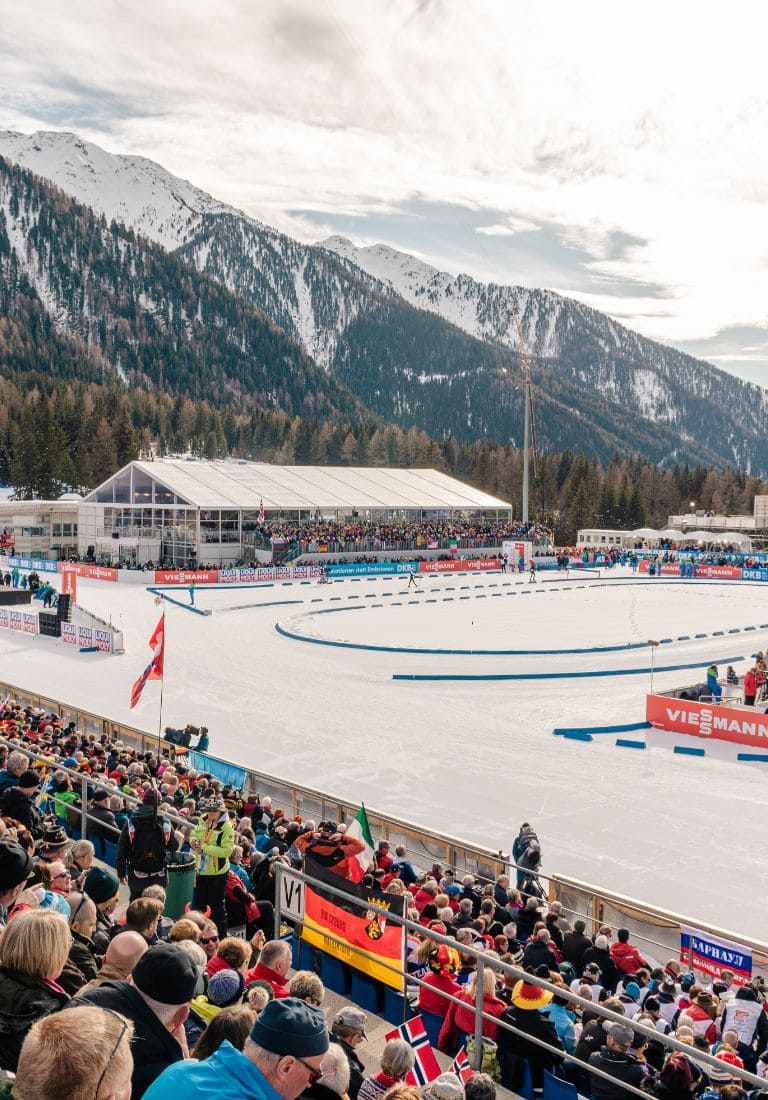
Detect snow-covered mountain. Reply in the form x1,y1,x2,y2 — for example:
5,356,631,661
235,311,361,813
3,129,768,471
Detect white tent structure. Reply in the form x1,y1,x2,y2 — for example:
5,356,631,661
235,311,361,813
631,527,661,539
78,459,512,567
660,528,685,541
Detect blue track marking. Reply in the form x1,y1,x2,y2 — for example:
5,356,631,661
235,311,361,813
392,655,744,682
737,753,768,762
674,746,706,756
147,588,209,615
553,721,651,736
616,739,647,749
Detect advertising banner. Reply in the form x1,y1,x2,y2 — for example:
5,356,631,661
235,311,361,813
419,558,500,574
5,556,58,573
94,629,113,653
638,560,742,579
78,626,94,648
21,613,35,635
0,609,7,630
503,540,532,568
680,926,752,983
61,623,77,646
742,568,768,582
61,567,77,601
327,562,416,578
154,569,219,585
646,694,768,749
302,854,405,990
59,563,118,582
8,611,22,632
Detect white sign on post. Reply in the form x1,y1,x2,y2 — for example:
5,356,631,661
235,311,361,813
280,867,305,922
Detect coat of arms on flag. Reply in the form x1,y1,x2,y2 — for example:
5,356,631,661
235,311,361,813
385,1015,441,1085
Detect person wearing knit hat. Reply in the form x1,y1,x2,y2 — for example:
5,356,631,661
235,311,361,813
422,1073,466,1100
0,837,33,922
74,942,200,1099
83,864,120,956
142,996,329,1100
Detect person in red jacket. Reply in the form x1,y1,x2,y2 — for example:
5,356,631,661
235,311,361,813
610,927,649,975
418,943,461,1019
744,665,757,706
438,967,506,1053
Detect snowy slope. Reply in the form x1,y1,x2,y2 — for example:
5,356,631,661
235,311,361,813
0,129,234,251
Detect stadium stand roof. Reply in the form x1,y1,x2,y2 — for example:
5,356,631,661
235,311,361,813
85,460,511,512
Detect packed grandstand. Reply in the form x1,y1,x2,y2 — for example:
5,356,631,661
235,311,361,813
0,691,764,1100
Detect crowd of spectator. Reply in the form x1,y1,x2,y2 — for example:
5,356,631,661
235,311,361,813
0,695,765,1099
255,519,550,559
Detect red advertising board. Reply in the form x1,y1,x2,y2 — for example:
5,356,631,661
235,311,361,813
638,560,742,579
59,563,118,582
646,694,768,749
60,567,77,601
154,569,219,585
419,558,501,574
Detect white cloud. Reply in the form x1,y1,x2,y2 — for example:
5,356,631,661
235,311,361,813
2,0,768,373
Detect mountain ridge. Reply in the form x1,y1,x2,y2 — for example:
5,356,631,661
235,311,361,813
1,129,767,472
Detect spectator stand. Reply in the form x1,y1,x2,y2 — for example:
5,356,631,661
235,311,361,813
1,679,767,991
274,862,768,1098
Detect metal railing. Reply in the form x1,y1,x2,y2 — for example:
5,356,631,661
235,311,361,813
2,677,767,981
274,864,768,1092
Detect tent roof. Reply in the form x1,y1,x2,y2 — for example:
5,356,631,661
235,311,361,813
86,460,512,511
632,527,661,537
661,528,686,539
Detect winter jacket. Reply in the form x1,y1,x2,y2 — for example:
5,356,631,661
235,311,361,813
681,1002,717,1042
0,967,69,1071
246,960,289,998
117,805,178,877
62,930,99,994
71,979,184,1099
334,1036,365,1100
497,1004,563,1089
0,771,20,795
581,946,620,991
418,971,462,1018
562,929,592,969
142,1038,283,1100
516,904,542,941
588,1045,646,1100
191,813,235,877
522,938,560,972
611,940,649,975
0,787,42,835
744,669,757,697
721,990,768,1054
294,832,365,881
541,1001,577,1054
438,989,506,1051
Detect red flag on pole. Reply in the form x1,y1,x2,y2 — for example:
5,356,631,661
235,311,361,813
130,613,165,708
385,1016,441,1085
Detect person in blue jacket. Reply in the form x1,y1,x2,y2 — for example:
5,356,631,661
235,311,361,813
142,996,329,1100
707,663,722,702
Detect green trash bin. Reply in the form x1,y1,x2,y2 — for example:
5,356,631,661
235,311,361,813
164,852,197,920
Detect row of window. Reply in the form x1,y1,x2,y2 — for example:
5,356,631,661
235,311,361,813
51,524,78,537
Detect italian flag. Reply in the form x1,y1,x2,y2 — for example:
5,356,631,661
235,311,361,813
346,803,374,882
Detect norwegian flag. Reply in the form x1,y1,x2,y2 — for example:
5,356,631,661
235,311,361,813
258,498,265,523
385,1015,441,1086
451,1046,473,1084
130,613,165,709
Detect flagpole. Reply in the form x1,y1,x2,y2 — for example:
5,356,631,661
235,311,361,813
156,604,166,765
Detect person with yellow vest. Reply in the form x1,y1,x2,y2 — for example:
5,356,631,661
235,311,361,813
191,796,235,936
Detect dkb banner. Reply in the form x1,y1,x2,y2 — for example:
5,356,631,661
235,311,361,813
302,854,405,989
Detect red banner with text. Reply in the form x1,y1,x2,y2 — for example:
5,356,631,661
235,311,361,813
419,558,500,574
646,694,768,749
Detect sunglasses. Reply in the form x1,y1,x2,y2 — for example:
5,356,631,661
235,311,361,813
293,1056,323,1085
200,936,219,945
93,1010,129,1100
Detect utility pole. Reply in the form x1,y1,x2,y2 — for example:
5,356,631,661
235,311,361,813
514,319,536,525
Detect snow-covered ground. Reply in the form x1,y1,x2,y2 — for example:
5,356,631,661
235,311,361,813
1,568,766,936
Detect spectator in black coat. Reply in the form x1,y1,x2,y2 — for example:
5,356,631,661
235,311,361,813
0,771,43,837
563,919,592,971
522,928,560,972
516,896,542,941
582,935,620,992
497,970,563,1090
588,1022,646,1100
71,942,198,1099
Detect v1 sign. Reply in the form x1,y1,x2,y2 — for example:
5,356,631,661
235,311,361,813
279,867,305,923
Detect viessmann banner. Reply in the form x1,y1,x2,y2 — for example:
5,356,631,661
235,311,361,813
302,854,405,990
646,694,768,749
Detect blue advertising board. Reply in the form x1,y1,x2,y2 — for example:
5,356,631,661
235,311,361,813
3,556,58,573
326,561,417,577
742,568,768,582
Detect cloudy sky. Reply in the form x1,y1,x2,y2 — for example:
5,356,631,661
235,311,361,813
3,0,768,384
